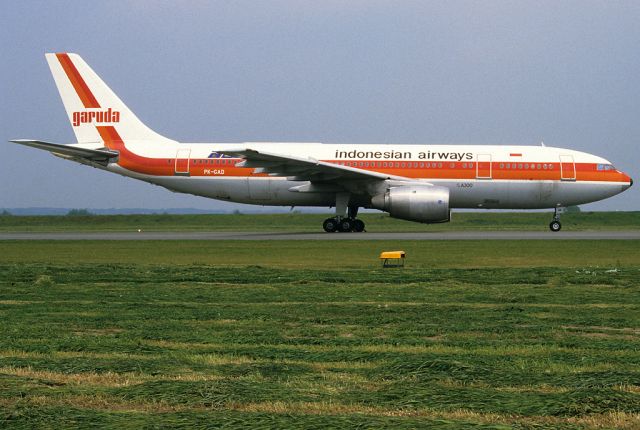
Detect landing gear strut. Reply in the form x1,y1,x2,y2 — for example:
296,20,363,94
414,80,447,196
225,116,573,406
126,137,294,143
322,205,366,233
549,207,562,232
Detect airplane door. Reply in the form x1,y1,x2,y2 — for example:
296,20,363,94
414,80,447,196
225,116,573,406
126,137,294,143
476,154,492,179
559,155,576,181
175,148,191,176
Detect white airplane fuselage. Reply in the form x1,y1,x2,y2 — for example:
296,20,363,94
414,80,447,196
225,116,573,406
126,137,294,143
106,141,631,210
11,53,633,232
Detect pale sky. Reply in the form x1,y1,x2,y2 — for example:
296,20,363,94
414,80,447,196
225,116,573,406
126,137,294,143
1,1,638,211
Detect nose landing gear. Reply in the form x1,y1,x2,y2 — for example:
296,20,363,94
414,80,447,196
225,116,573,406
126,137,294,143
549,207,562,232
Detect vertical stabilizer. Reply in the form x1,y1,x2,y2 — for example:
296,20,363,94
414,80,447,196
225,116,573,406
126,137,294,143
45,53,174,144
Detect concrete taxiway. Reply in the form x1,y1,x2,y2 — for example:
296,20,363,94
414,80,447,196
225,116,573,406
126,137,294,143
0,231,638,240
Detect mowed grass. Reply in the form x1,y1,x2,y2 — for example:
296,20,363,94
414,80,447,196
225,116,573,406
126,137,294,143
0,211,639,232
0,240,639,268
0,240,639,429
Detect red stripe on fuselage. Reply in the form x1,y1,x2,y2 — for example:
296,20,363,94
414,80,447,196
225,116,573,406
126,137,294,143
96,126,172,175
56,53,101,108
82,134,632,184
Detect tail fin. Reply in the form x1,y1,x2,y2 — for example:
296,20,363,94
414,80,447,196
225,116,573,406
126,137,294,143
45,53,174,144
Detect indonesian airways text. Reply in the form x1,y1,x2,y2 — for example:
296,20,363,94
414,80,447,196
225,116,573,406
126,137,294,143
334,149,473,161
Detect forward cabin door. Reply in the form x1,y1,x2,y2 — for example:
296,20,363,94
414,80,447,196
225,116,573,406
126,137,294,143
175,148,191,176
559,155,576,181
476,154,492,179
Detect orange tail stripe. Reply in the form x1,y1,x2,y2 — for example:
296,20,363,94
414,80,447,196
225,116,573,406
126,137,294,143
96,126,123,149
56,53,100,109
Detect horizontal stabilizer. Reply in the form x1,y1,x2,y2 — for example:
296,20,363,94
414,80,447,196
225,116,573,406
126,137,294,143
10,139,119,164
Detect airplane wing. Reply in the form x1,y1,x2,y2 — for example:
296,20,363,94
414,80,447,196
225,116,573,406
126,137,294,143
221,147,409,183
9,140,119,165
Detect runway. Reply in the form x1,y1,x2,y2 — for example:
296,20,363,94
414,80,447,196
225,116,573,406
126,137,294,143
0,231,638,240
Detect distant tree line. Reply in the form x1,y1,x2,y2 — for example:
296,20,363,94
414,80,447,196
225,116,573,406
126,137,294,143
66,209,94,216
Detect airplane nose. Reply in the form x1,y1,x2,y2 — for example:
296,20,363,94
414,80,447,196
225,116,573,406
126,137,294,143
624,175,633,190
619,172,633,191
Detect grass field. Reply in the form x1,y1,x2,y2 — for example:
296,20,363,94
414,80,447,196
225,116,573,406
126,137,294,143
0,239,639,429
0,211,639,232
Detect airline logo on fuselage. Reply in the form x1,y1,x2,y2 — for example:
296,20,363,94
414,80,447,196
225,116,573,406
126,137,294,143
72,108,120,127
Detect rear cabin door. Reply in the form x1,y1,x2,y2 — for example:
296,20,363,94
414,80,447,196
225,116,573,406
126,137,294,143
175,148,191,176
476,154,492,179
559,155,576,181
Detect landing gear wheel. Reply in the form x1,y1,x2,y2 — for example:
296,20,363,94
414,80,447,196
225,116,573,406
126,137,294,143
323,218,338,233
338,219,353,232
549,221,561,232
353,219,365,232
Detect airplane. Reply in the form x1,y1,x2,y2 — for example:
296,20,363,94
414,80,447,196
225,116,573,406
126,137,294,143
11,53,633,232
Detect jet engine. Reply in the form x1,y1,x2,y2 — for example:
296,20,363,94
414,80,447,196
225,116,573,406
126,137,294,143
371,185,450,223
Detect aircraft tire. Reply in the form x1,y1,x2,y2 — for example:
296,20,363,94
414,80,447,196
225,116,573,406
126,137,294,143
323,218,338,233
338,219,353,233
353,219,365,232
549,221,562,232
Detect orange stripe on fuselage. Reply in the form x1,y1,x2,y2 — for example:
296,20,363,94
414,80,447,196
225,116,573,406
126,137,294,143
56,53,101,108
96,126,173,175
180,159,628,183
99,151,628,183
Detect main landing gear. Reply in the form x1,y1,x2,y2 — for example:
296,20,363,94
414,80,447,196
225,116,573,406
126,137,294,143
323,205,365,233
549,207,562,232
323,217,365,233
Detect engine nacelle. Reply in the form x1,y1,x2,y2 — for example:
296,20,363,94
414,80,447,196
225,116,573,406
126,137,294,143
371,185,450,223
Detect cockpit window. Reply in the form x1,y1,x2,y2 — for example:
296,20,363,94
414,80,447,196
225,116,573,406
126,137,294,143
597,164,615,171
